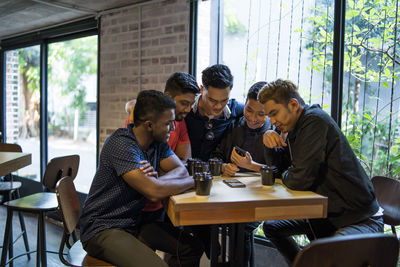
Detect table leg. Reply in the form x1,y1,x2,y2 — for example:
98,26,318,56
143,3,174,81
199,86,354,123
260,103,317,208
210,225,219,267
234,223,245,267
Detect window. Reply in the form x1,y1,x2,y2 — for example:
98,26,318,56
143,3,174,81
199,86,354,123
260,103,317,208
341,0,400,177
196,0,400,178
2,22,98,193
47,36,98,193
196,0,334,112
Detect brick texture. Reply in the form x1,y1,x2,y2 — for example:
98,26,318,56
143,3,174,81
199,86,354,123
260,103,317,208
99,0,190,148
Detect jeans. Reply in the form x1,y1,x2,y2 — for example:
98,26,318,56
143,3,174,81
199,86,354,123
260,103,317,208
262,217,384,265
83,219,204,267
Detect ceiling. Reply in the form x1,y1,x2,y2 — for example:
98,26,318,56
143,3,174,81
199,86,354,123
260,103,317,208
0,0,150,41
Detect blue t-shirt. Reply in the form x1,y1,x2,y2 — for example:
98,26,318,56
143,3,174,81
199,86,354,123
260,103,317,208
79,124,173,243
185,98,244,161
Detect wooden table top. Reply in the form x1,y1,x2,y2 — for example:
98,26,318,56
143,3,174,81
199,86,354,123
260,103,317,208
0,152,32,177
166,173,328,226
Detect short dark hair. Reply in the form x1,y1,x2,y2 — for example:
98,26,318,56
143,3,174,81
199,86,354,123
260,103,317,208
258,79,305,106
165,72,200,97
247,81,267,101
134,90,176,126
202,64,233,90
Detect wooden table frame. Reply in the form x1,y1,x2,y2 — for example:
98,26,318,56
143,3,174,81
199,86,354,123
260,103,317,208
166,173,327,267
0,152,32,177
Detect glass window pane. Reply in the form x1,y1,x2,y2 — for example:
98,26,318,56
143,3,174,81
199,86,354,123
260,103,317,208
5,46,41,181
342,0,400,177
197,0,334,112
48,35,98,193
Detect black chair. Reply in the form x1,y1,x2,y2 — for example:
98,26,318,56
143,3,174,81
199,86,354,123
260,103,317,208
371,175,400,235
56,176,115,266
1,154,79,267
292,233,399,267
0,143,30,259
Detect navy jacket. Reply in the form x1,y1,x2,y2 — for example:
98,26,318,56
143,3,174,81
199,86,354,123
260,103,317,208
185,99,244,161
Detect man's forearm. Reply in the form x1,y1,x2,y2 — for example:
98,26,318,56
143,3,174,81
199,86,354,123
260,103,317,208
149,175,194,202
158,165,189,180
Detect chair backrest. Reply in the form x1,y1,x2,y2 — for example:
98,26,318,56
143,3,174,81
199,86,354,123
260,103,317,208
0,143,22,152
56,176,80,234
292,233,399,267
43,154,79,189
371,176,400,226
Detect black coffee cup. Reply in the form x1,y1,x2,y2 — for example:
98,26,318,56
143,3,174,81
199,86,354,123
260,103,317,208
187,158,197,176
208,158,222,176
194,161,209,173
195,173,213,196
261,165,275,186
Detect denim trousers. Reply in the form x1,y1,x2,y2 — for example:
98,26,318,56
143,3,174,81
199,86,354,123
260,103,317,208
262,216,384,265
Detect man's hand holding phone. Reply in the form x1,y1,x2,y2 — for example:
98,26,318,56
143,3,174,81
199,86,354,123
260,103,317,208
231,146,252,170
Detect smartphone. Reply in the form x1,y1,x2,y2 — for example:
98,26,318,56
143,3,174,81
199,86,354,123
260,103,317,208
223,179,246,188
234,146,246,157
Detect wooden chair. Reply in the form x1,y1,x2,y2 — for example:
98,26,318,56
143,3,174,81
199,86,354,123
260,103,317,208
1,154,79,267
0,143,30,259
371,175,400,235
292,233,399,267
56,176,115,266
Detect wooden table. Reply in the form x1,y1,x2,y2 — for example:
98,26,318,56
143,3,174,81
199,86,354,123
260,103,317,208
0,152,32,177
166,173,328,266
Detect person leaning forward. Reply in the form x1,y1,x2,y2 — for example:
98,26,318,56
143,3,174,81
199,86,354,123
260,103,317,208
79,90,204,267
258,79,383,265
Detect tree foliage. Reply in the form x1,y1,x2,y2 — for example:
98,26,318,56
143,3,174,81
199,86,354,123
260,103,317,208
17,35,97,138
306,0,400,177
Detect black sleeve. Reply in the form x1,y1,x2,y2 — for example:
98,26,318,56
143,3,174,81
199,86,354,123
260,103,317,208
282,116,328,190
210,120,236,162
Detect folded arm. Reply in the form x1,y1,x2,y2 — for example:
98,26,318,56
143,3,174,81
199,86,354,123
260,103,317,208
122,154,194,202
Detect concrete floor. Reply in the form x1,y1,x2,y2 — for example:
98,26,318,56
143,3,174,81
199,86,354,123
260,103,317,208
0,205,286,267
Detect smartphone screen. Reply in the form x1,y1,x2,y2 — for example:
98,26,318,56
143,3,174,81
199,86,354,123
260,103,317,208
223,179,246,188
234,146,246,157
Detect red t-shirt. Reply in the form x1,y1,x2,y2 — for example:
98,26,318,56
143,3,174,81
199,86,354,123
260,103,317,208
143,120,190,211
168,120,190,151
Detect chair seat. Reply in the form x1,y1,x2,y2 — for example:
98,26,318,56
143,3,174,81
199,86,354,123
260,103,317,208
67,241,115,266
0,182,22,192
4,192,58,212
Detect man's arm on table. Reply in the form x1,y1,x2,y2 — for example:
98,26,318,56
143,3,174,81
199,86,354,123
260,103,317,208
122,154,193,202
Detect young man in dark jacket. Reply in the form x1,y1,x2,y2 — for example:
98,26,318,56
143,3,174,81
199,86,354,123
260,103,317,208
259,79,383,265
210,81,279,176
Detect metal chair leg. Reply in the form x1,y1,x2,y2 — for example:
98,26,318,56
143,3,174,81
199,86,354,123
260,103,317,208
17,211,31,260
1,207,13,267
39,211,47,267
36,217,41,267
15,189,30,260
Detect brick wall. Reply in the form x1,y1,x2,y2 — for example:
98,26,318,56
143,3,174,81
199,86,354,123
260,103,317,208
5,50,19,143
99,0,190,147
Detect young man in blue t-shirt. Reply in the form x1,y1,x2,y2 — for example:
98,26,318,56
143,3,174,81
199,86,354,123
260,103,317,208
80,90,203,267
